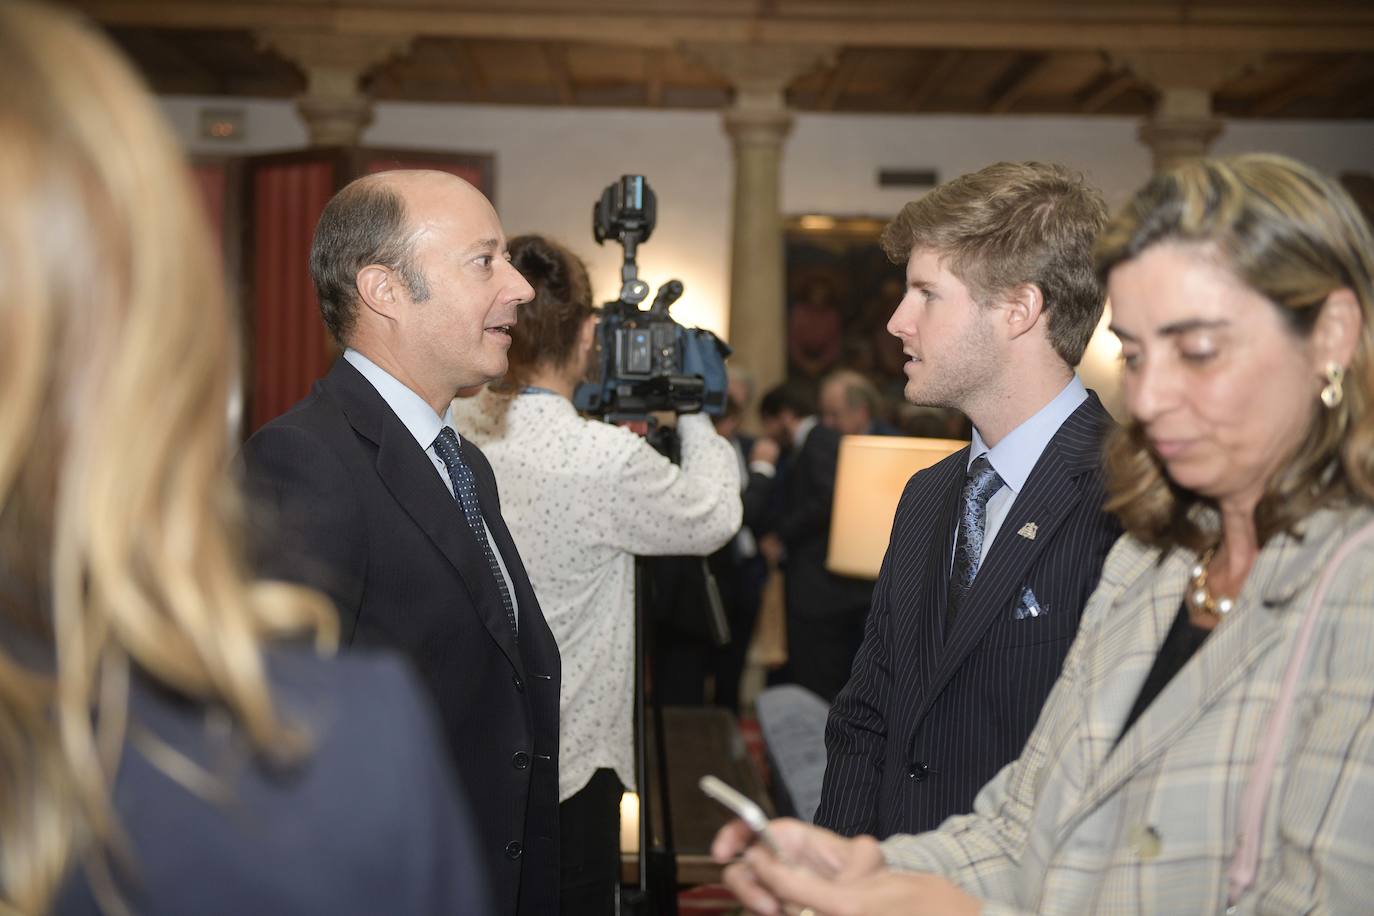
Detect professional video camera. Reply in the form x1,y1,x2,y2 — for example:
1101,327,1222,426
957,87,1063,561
573,175,731,420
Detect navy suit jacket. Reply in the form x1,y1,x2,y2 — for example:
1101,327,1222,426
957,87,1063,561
814,392,1120,836
241,359,561,916
57,648,491,915
746,424,873,622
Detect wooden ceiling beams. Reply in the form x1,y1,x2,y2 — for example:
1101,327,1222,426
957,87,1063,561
69,1,1374,53
65,1,1374,119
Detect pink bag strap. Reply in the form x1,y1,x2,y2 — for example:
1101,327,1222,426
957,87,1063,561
1226,517,1374,908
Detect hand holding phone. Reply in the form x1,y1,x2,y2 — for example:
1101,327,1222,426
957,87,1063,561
699,775,789,863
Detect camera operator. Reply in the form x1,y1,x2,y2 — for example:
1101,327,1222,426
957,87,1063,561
450,234,741,916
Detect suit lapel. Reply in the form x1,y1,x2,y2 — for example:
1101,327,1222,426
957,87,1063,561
322,360,524,672
1077,510,1351,813
916,450,968,700
1062,541,1175,806
1075,565,1284,817
915,396,1110,725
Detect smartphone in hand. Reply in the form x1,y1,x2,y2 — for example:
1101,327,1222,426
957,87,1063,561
699,775,789,862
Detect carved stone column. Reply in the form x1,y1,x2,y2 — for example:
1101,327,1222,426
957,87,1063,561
687,44,835,397
1113,51,1262,174
259,30,414,146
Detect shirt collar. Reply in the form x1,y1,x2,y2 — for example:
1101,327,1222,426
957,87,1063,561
969,375,1088,495
792,415,818,451
344,348,456,450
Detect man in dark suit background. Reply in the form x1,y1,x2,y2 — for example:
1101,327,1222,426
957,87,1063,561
814,161,1121,837
709,372,770,714
749,383,874,703
818,368,902,437
241,170,561,916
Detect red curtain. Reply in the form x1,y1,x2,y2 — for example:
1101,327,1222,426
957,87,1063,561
249,159,337,431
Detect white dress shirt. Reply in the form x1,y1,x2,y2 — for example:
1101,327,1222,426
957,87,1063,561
344,349,518,628
963,375,1089,565
452,387,742,801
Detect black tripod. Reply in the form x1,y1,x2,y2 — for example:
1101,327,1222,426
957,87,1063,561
620,556,678,916
621,424,730,916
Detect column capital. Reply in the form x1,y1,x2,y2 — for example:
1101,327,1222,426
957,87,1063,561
1109,50,1264,95
685,42,835,111
258,29,414,146
1110,50,1262,119
1137,117,1226,174
723,106,795,149
1109,50,1261,173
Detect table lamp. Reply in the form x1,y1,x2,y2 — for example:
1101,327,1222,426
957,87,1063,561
826,435,966,579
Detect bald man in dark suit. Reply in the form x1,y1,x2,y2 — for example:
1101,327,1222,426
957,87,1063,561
243,171,560,915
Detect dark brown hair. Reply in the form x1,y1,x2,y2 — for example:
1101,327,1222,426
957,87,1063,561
309,175,429,344
501,234,595,390
1096,154,1374,551
881,161,1108,365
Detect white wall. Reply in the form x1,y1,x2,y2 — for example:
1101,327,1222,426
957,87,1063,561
162,95,1374,412
165,98,737,336
163,98,309,155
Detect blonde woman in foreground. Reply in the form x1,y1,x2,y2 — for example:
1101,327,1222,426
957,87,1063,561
715,154,1374,914
0,4,487,914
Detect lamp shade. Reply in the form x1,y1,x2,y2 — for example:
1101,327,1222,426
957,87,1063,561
826,435,966,579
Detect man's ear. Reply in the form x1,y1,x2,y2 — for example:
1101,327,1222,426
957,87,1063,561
1002,283,1046,341
356,264,404,322
1313,288,1363,370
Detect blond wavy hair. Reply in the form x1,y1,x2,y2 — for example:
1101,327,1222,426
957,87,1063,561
880,161,1109,365
0,4,336,913
1095,154,1374,551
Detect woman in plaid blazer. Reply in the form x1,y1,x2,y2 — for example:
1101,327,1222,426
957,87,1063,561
714,153,1374,915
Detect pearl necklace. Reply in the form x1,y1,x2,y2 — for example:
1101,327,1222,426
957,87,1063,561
1187,546,1234,617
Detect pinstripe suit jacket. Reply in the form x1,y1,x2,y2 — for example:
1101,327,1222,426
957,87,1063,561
882,506,1374,915
815,393,1118,836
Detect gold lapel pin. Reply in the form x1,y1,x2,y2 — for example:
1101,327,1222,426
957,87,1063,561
1017,522,1038,540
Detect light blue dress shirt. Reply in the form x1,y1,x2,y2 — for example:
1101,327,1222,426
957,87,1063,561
344,348,518,628
964,375,1089,565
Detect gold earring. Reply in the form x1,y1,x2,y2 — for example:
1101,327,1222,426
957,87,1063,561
1321,361,1345,409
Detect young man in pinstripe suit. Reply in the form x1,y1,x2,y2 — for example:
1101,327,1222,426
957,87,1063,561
814,161,1122,837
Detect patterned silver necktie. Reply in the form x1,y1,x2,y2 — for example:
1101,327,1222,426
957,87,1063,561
946,454,1004,628
433,427,518,639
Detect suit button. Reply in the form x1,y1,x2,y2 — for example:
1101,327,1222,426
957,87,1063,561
512,675,524,693
1129,825,1162,860
512,752,530,770
907,762,929,781
505,841,523,860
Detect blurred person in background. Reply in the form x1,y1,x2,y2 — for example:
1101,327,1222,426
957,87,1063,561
710,371,771,715
818,369,900,437
716,153,1374,915
0,4,487,914
450,233,741,915
749,383,874,702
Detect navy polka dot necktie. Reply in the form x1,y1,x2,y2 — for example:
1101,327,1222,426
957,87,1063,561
946,454,1004,628
433,427,518,639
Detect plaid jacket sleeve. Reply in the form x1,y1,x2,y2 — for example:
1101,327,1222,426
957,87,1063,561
880,511,1374,914
877,533,1139,900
